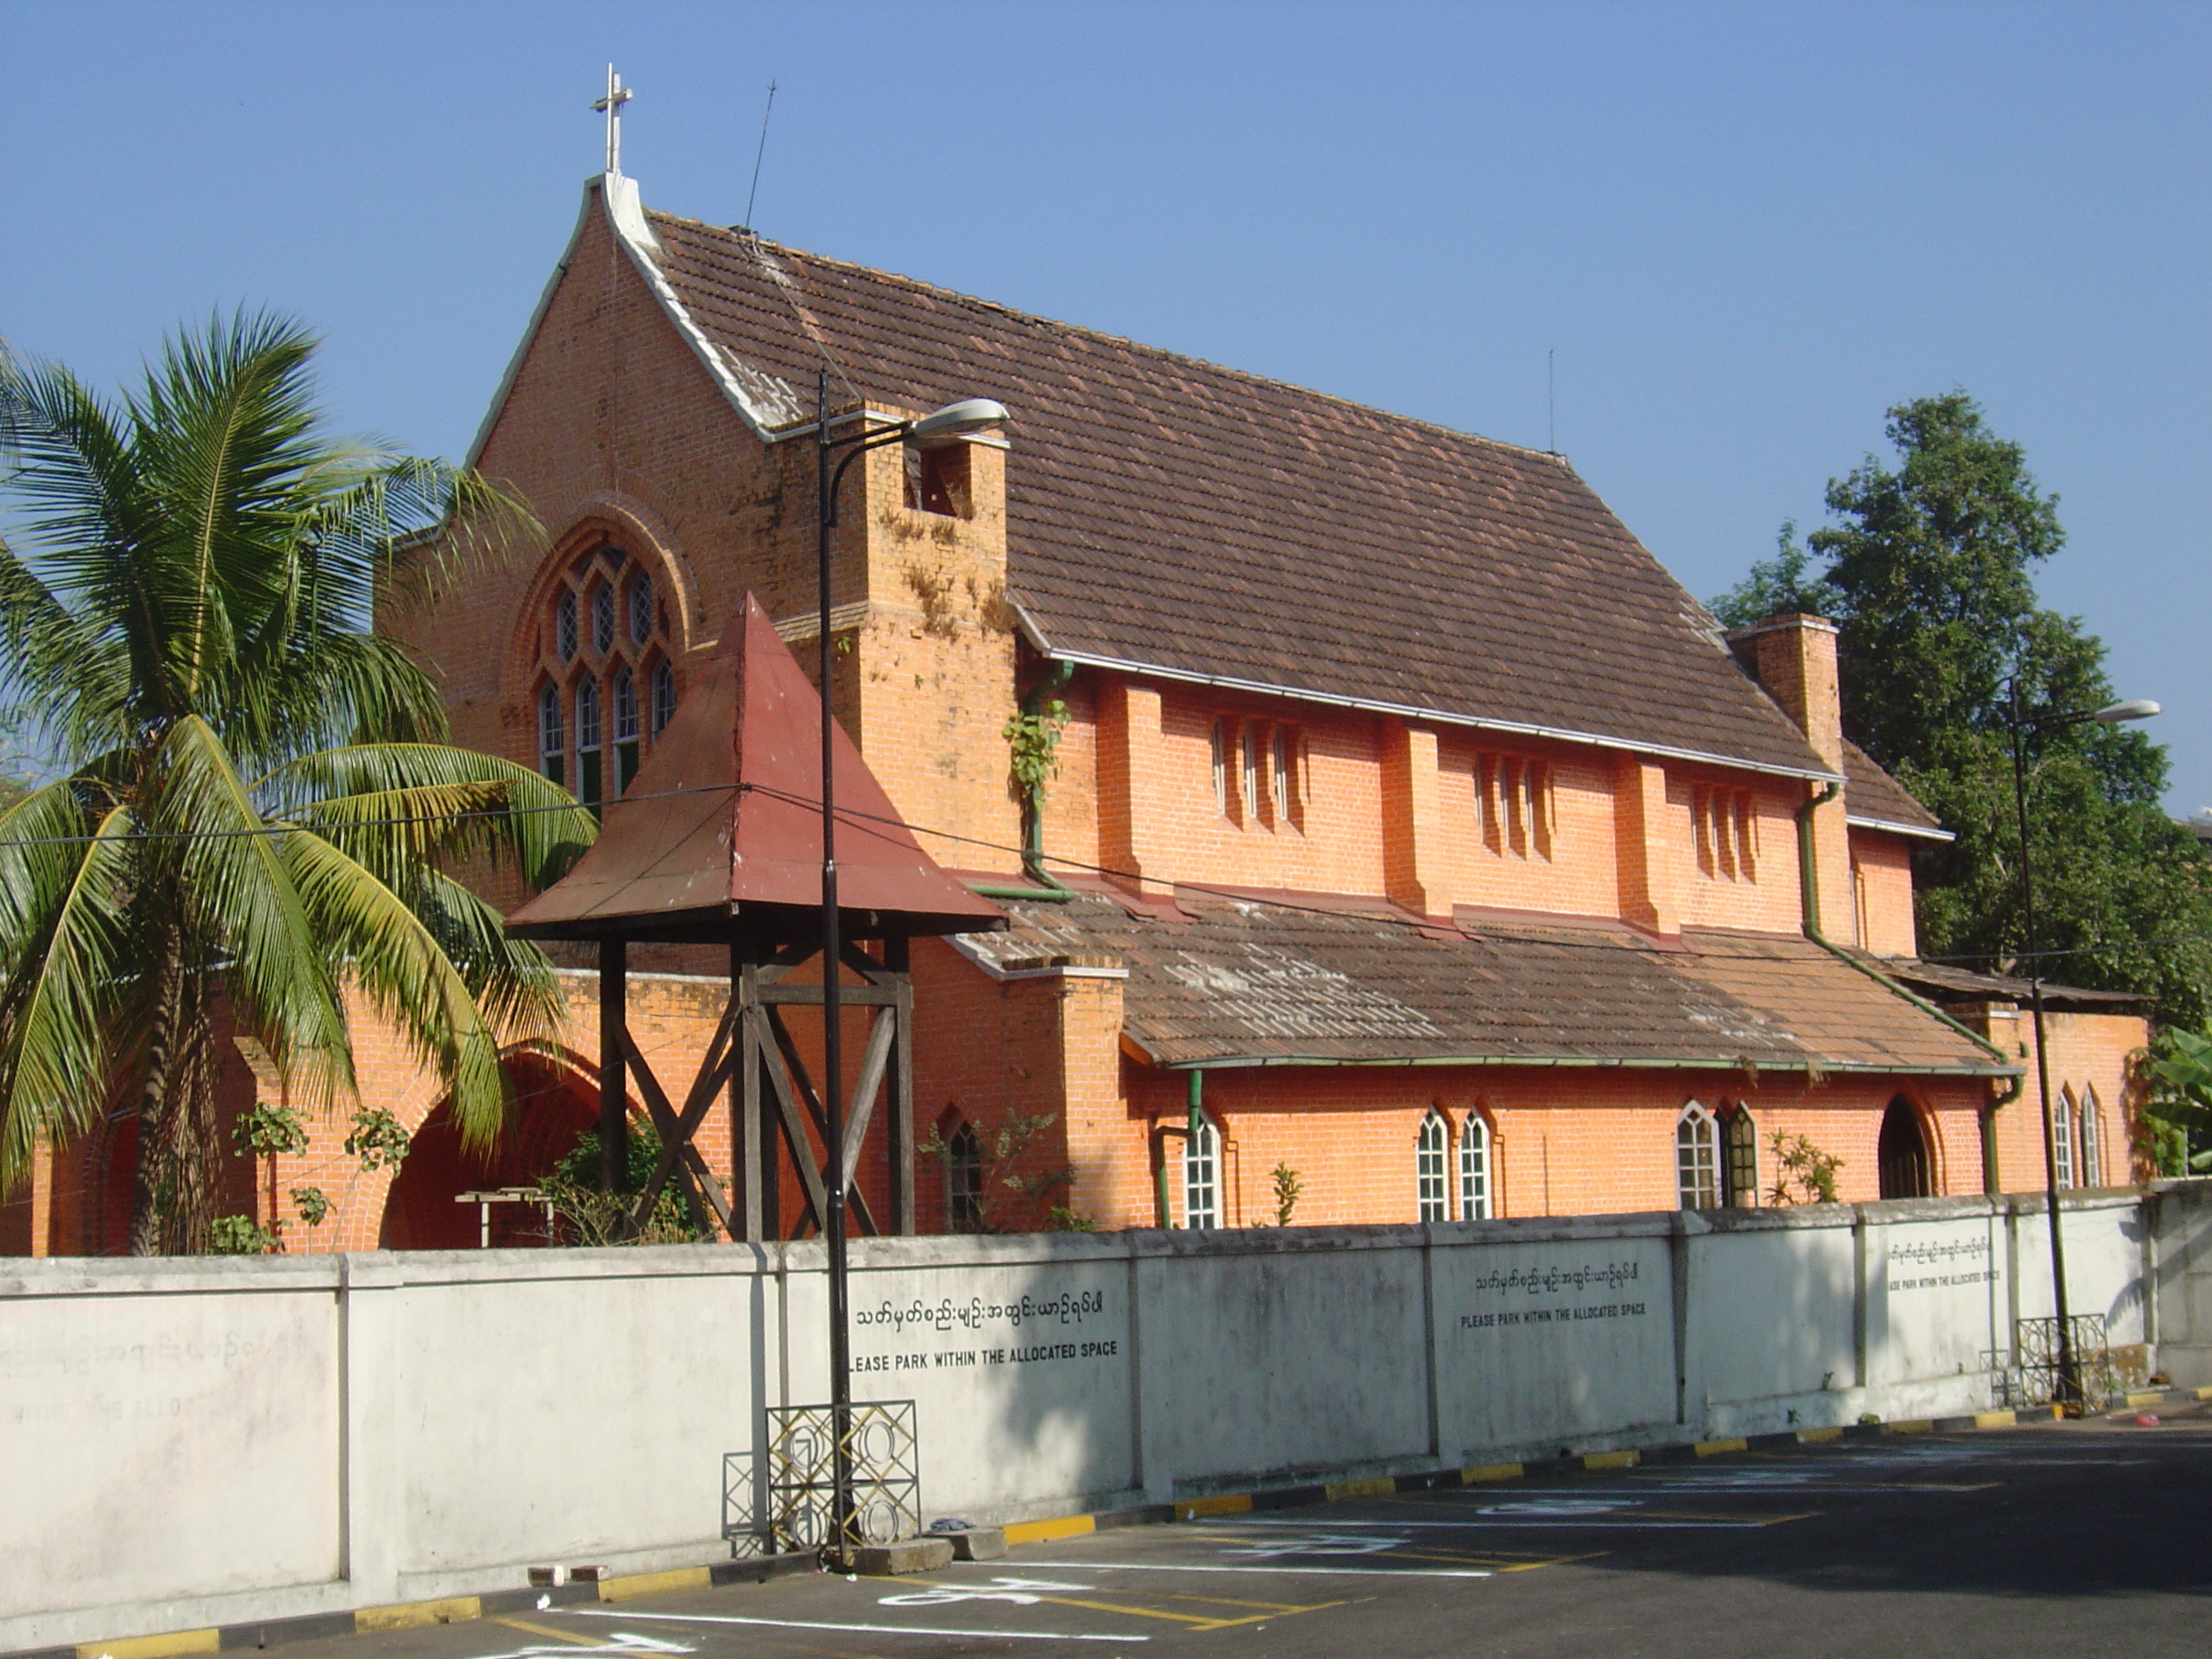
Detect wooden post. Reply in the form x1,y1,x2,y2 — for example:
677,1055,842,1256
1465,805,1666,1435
738,950,765,1243
599,937,628,1195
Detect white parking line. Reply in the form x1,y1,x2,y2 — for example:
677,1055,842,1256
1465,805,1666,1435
1015,1559,1496,1579
561,1606,1147,1644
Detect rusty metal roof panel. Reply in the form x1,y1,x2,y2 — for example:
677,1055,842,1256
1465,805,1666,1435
507,596,1006,943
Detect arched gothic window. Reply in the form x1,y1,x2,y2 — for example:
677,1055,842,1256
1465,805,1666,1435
574,678,602,808
537,684,565,787
1417,1111,1448,1222
1460,1113,1491,1220
2080,1087,2102,1188
2055,1089,2076,1188
591,583,615,656
944,1116,983,1232
1184,1111,1220,1230
1677,1103,1720,1209
533,543,677,796
555,590,578,661
651,659,677,737
1722,1106,1759,1208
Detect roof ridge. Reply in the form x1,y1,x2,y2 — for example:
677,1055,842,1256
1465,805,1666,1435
649,208,1575,469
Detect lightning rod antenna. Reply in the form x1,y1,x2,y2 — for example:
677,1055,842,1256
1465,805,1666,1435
1548,346,1557,455
743,79,777,230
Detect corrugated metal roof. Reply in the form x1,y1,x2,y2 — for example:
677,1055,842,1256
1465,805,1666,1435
507,596,1006,944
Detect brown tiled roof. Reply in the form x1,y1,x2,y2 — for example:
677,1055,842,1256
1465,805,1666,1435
1842,741,1947,837
955,894,2011,1075
637,205,1841,782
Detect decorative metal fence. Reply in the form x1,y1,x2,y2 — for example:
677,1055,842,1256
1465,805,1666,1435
2001,1313,2115,1408
724,1400,922,1556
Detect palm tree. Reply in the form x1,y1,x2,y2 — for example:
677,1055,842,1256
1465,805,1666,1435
0,311,593,1254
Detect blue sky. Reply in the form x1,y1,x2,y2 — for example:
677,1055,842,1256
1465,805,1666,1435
6,1,2208,809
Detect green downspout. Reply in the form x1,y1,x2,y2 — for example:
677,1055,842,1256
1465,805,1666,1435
1152,1069,1204,1228
971,659,1080,903
1792,779,2017,1139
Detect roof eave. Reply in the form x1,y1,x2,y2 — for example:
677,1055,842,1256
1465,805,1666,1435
1848,813,1954,843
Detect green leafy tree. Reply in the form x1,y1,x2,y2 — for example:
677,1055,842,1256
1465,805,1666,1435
0,313,595,1254
1712,392,2212,1025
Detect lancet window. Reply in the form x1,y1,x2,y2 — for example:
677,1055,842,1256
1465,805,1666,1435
533,541,678,800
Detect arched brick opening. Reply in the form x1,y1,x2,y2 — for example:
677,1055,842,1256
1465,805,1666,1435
377,1055,600,1249
1877,1095,1933,1199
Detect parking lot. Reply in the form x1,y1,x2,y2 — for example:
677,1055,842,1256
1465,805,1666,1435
271,1411,2212,1658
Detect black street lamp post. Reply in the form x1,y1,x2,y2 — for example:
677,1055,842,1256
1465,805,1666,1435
812,372,1007,1562
2005,679,2158,1408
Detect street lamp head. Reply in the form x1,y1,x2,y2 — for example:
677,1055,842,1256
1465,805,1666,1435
907,398,1010,447
2092,699,2162,724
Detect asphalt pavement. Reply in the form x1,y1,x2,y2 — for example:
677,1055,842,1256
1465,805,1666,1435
266,1408,2212,1658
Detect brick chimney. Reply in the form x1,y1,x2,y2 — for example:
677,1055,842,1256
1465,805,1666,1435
1728,614,1852,940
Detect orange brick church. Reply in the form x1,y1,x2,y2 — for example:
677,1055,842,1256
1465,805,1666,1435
2,164,2152,1254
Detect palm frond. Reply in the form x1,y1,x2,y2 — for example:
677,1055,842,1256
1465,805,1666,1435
261,742,597,887
278,829,513,1153
151,715,351,1108
0,801,139,1190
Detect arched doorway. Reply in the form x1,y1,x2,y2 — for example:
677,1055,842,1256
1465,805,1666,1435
1877,1097,1932,1199
378,1057,600,1249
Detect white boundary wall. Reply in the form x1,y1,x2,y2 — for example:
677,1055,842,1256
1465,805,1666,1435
5,1185,2206,1649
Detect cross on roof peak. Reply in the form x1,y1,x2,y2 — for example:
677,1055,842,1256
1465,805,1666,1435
592,65,634,176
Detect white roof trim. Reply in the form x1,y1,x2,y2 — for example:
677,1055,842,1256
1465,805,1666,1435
1848,814,1954,844
944,933,1128,983
468,176,806,470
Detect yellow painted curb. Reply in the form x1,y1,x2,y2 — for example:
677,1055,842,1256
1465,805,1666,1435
75,1631,219,1659
2123,1391,2165,1409
356,1598,480,1633
1884,1420,1935,1435
1179,1493,1254,1519
2196,1385,2212,1401
599,1567,712,1603
1692,1438,1748,1458
1796,1428,1843,1443
1460,1462,1524,1484
1580,1449,1638,1470
1972,1410,2017,1429
1323,1476,1397,1501
1005,1513,1096,1545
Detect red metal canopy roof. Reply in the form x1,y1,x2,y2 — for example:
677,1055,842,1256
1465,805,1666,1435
506,595,1006,944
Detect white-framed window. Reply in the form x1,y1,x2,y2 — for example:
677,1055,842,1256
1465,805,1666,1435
1677,1102,1720,1209
1272,727,1295,818
651,659,677,736
1460,1112,1491,1220
2081,1087,2102,1187
1417,1111,1448,1222
612,665,640,797
575,677,603,807
555,589,579,662
1184,1111,1220,1230
2055,1091,2075,1188
1210,719,1229,817
628,569,655,648
1243,724,1263,820
537,683,565,787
